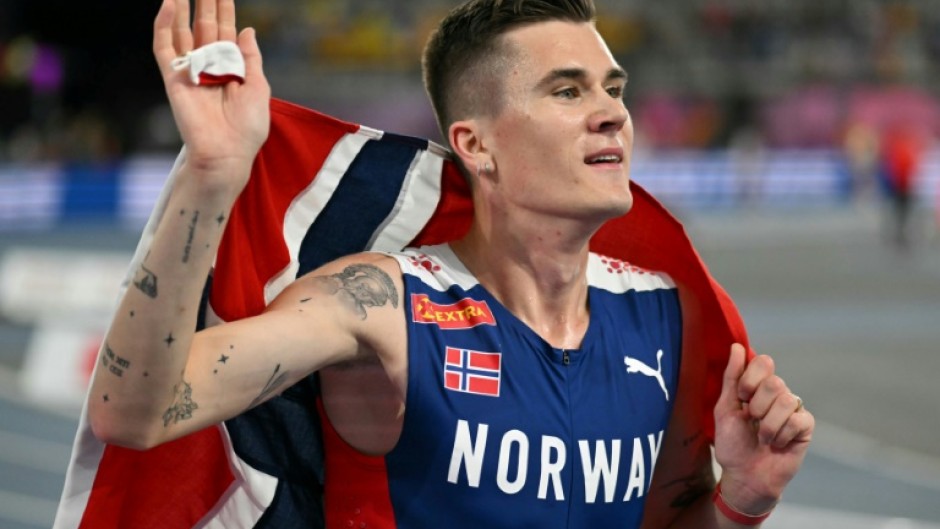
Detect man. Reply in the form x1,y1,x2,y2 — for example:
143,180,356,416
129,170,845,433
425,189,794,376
88,0,814,527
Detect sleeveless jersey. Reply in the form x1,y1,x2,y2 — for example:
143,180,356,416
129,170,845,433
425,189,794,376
374,244,682,528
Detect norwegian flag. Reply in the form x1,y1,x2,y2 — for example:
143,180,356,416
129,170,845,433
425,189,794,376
444,347,502,397
54,98,753,529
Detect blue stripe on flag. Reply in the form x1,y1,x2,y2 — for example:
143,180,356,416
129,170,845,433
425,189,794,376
296,134,423,276
228,131,428,527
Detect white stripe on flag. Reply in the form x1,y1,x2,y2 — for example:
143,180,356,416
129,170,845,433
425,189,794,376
367,142,446,252
194,425,278,529
50,410,106,529
263,131,378,304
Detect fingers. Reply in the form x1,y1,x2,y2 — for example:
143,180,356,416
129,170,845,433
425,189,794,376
736,353,813,447
193,0,219,48
165,0,237,55
238,27,264,80
766,395,814,448
218,0,237,41
153,0,178,77
715,343,747,414
772,404,814,448
736,353,775,401
173,0,194,54
157,0,240,77
193,0,237,45
752,390,798,446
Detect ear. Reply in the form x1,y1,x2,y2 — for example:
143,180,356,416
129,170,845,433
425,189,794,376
449,118,491,178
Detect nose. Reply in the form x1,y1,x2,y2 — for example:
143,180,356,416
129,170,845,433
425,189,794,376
588,94,628,135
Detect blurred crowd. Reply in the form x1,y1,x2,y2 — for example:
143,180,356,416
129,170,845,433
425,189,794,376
1,0,939,165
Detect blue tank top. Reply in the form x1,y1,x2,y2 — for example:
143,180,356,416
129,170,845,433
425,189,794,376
383,244,682,528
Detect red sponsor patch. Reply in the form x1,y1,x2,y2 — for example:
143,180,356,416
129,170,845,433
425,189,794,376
411,294,496,329
443,347,501,397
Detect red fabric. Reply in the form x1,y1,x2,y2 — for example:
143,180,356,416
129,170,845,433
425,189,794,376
591,184,751,440
315,104,751,526
73,98,750,528
76,101,362,529
211,100,360,321
318,399,397,528
78,429,235,529
198,72,245,86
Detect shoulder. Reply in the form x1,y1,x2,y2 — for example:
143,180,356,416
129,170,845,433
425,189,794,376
382,244,479,294
301,250,403,295
285,251,402,287
264,252,408,363
269,252,405,322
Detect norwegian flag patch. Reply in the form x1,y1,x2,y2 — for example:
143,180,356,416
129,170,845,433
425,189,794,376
443,347,502,397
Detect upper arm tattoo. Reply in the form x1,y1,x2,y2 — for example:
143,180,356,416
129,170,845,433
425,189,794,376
314,263,399,320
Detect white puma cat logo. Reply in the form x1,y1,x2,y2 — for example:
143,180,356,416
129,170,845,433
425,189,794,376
623,350,669,401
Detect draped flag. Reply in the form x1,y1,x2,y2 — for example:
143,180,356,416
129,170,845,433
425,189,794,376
54,98,750,529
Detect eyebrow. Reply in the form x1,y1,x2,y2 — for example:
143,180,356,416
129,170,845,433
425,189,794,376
534,66,628,91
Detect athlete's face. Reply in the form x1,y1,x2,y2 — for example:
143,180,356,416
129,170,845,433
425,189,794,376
480,21,634,221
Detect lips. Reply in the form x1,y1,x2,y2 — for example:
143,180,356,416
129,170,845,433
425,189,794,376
586,154,623,164
585,148,624,165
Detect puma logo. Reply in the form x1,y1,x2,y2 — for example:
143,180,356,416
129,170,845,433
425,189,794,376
624,350,669,401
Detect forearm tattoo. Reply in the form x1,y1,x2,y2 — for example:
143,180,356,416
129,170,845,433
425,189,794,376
313,263,399,320
247,364,289,410
182,210,200,263
101,343,131,377
663,459,716,509
163,379,199,427
133,264,158,298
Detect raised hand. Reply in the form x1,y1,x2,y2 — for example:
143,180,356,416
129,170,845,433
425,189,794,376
712,344,815,516
152,0,270,187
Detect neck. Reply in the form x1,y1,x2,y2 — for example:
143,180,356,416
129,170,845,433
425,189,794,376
450,212,601,350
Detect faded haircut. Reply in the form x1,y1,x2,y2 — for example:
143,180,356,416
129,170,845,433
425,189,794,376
422,0,597,144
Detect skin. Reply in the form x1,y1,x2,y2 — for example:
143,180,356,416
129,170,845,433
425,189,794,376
87,1,815,528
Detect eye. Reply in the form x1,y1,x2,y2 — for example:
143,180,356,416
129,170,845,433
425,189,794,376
606,85,625,99
554,87,580,99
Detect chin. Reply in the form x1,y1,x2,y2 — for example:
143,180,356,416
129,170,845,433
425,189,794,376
584,188,634,223
606,185,634,215
608,194,634,219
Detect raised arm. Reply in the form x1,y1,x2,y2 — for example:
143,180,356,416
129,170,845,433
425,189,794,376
87,0,405,450
87,0,268,449
641,344,814,528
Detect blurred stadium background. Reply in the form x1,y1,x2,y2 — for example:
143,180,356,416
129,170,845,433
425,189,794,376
1,0,939,528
